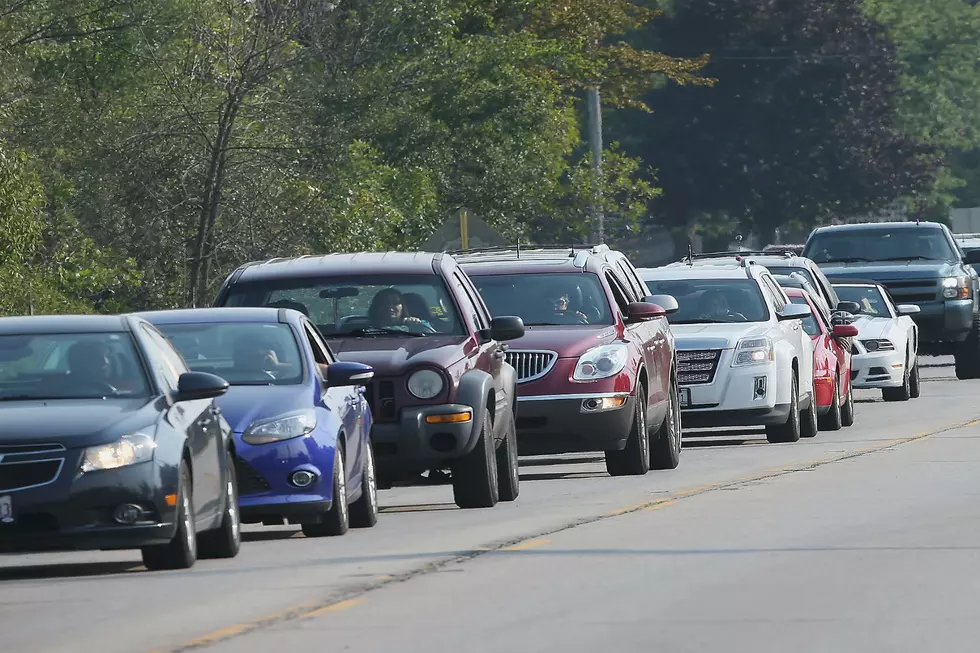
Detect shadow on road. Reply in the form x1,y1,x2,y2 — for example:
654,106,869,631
519,470,609,482
241,529,302,543
0,561,143,581
518,456,603,467
380,503,459,514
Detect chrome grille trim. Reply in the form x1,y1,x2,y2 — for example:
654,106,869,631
677,349,723,385
504,350,559,384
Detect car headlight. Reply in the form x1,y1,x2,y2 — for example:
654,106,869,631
80,433,156,473
407,369,444,399
942,276,969,299
732,337,773,367
860,339,895,352
242,409,317,445
572,344,629,381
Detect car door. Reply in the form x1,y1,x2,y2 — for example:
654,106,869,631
302,320,361,480
762,274,813,397
604,268,664,411
139,324,222,522
452,269,507,426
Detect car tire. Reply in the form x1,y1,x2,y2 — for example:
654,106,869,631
349,440,379,529
451,410,499,509
302,448,349,537
605,383,651,476
649,375,681,470
801,393,819,438
817,378,842,432
495,408,520,502
909,357,921,399
197,453,242,559
766,374,801,444
840,379,855,427
142,463,197,571
882,352,911,402
954,316,980,380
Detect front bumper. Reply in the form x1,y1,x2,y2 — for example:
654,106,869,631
0,457,179,553
372,403,481,474
911,299,973,344
679,357,783,427
513,393,636,455
850,351,905,388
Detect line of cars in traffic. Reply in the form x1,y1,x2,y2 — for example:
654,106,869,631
0,222,954,570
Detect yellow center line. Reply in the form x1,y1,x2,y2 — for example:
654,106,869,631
301,598,364,620
500,538,551,551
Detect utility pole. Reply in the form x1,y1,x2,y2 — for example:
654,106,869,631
587,86,604,244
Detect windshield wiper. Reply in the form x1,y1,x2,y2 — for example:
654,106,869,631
879,255,943,261
820,257,872,263
0,395,104,401
336,327,427,337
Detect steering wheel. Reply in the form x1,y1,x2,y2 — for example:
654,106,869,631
575,312,590,325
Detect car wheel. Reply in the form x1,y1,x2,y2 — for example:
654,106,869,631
605,382,651,476
954,316,980,380
495,408,520,502
882,351,911,402
142,463,197,570
649,375,681,470
840,379,855,427
801,392,819,438
197,452,242,559
451,410,500,509
349,439,379,529
302,448,349,537
766,374,801,443
817,377,842,432
909,357,921,399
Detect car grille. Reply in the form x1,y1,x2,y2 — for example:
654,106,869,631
0,459,64,492
505,350,558,383
880,279,938,304
364,379,398,423
677,350,722,385
234,456,271,496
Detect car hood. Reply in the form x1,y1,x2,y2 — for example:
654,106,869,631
326,335,467,375
849,315,895,340
217,385,312,434
670,323,773,350
0,398,159,448
818,260,961,281
503,325,620,357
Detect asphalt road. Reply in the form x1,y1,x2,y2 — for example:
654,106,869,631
2,357,978,653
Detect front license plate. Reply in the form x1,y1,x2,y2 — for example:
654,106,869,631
0,495,12,523
679,387,691,407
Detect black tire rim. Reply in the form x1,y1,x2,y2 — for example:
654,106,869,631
336,449,348,525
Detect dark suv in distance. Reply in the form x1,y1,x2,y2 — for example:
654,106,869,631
213,253,526,510
802,221,980,379
455,245,682,476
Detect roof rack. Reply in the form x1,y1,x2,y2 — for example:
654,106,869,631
954,232,980,239
447,243,607,255
680,249,796,263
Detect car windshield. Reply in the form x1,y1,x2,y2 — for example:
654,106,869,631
642,278,770,324
0,332,151,400
789,296,822,336
833,285,891,318
221,274,464,337
469,273,614,326
804,228,956,263
157,323,304,385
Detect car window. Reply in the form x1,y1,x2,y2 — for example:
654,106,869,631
452,271,488,331
0,331,152,399
455,269,494,329
760,275,789,311
303,322,336,366
789,296,822,336
614,259,643,301
157,322,305,385
643,278,771,324
220,274,465,338
832,285,894,318
805,227,956,263
470,272,615,326
605,271,633,317
141,326,191,394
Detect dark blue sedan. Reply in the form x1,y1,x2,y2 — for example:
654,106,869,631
138,307,378,537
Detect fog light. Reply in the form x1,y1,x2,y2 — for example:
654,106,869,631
581,396,627,413
754,376,767,399
291,470,317,487
113,504,143,525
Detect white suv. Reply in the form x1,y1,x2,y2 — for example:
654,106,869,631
638,261,816,443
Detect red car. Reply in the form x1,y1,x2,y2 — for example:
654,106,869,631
784,287,859,431
456,245,682,476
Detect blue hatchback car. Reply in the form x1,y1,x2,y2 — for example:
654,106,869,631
138,307,378,537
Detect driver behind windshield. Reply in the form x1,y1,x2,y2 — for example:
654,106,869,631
67,341,115,388
540,282,589,325
368,288,434,332
232,335,287,379
698,289,733,322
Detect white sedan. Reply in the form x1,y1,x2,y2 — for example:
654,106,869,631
831,280,920,402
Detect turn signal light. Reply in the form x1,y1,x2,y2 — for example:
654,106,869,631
425,411,472,424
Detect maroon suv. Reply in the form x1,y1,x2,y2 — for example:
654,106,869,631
456,245,682,475
213,252,526,510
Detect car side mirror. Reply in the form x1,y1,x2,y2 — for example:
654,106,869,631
776,304,811,321
626,301,666,322
488,316,525,342
832,324,859,338
836,300,861,314
964,250,980,265
642,294,679,314
175,371,229,402
897,304,921,315
324,361,374,387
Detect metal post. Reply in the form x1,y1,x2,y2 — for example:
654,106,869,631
459,207,470,251
587,87,604,244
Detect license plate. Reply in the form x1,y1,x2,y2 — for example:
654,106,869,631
679,387,691,407
0,495,12,523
